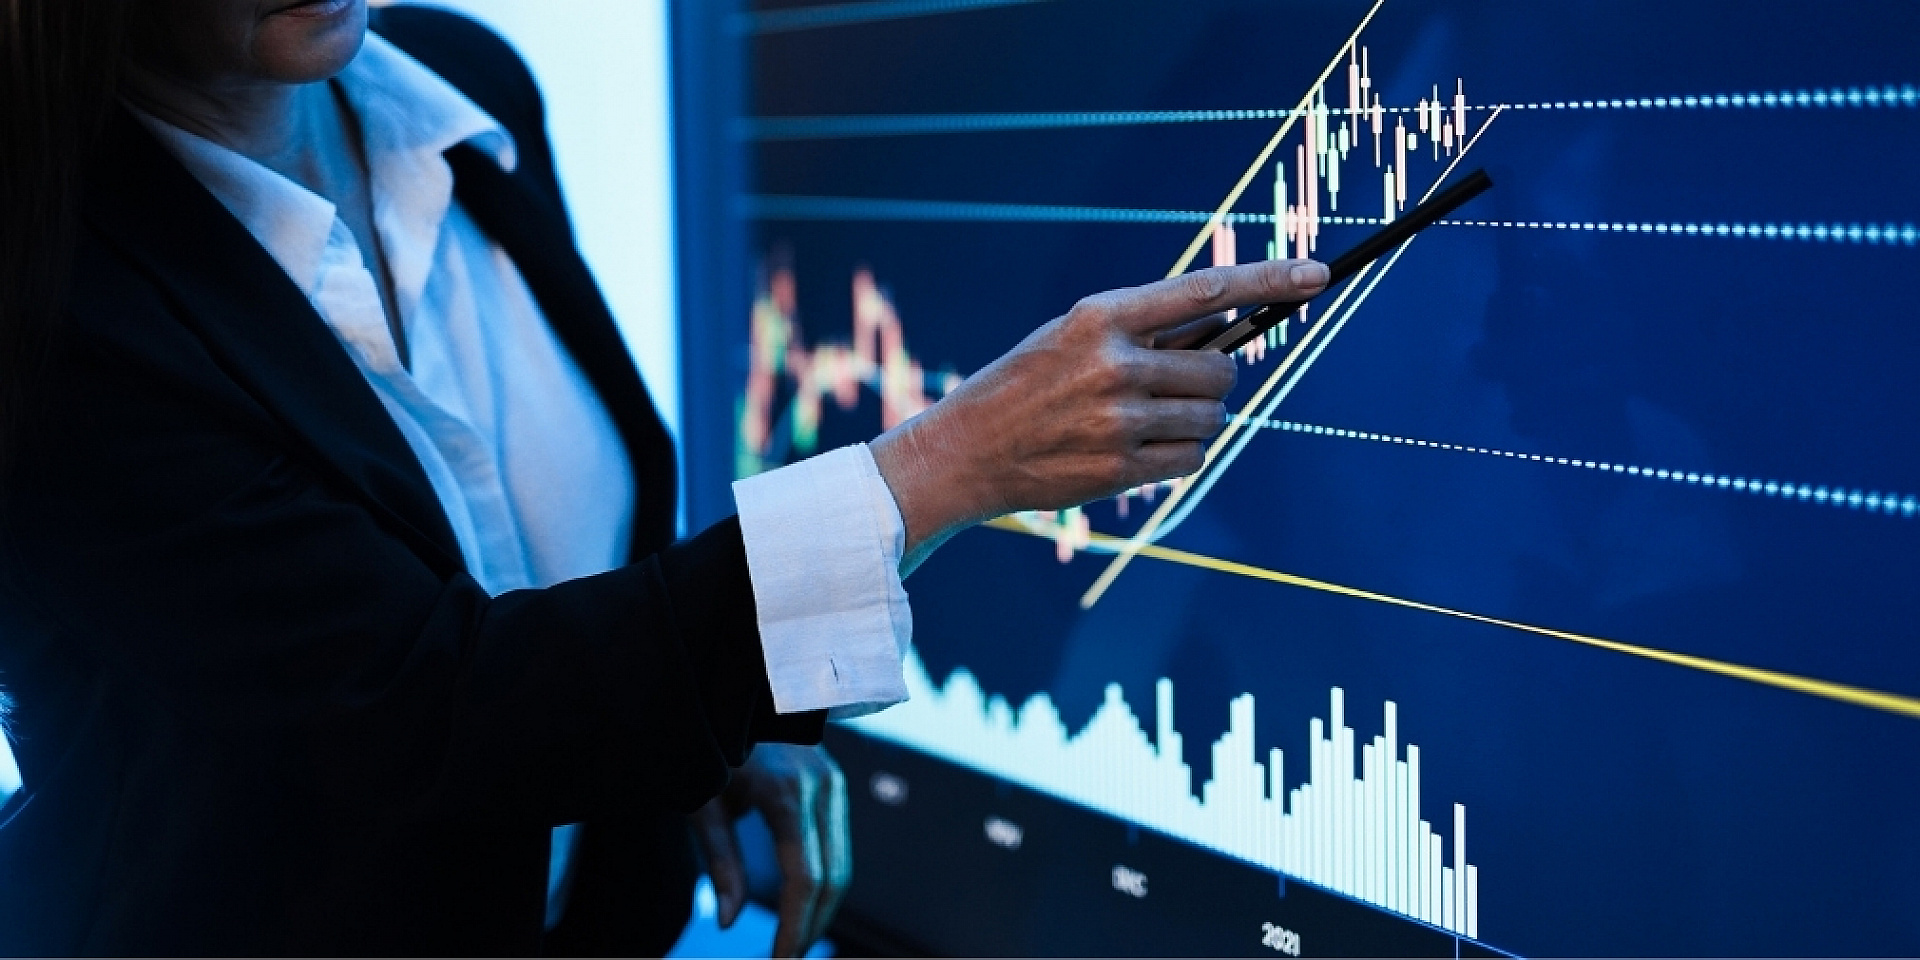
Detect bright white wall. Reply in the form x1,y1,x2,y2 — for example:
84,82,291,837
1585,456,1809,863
408,0,681,434
0,725,19,808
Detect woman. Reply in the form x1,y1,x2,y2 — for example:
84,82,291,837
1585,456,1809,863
0,0,1329,954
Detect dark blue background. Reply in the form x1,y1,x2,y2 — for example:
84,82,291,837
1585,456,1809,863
700,1,1920,953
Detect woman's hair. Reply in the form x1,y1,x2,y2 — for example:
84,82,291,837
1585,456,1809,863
0,0,131,468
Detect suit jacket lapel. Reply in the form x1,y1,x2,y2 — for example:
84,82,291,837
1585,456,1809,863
445,145,678,560
81,110,467,575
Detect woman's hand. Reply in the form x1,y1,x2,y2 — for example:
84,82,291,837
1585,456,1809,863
871,258,1329,570
689,744,851,959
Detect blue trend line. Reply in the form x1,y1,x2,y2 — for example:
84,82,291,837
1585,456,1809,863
1148,249,1407,542
1242,416,1920,521
735,0,1054,35
744,110,1311,139
741,195,1219,223
1335,216,1920,245
742,196,1920,246
742,85,1919,138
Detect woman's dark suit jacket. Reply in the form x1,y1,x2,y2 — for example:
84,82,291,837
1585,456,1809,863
0,8,818,954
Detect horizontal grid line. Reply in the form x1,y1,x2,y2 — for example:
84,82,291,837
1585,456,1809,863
1240,415,1920,520
742,196,1919,245
1324,216,1920,244
734,0,1053,35
743,84,1920,138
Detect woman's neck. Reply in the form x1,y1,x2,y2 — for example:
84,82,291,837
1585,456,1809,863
122,59,374,242
121,59,372,222
123,60,320,168
122,56,406,362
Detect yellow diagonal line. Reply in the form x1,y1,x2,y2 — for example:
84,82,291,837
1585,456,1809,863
994,517,1920,721
1163,0,1388,279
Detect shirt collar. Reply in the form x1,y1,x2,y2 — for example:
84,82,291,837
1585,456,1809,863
336,33,517,323
135,112,341,297
337,31,517,179
132,32,518,302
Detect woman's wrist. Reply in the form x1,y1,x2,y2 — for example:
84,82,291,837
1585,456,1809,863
869,414,997,573
868,259,1325,577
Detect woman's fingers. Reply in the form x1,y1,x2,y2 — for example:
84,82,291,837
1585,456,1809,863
1102,258,1330,339
768,773,826,959
807,757,852,949
699,744,850,957
1130,440,1209,484
1130,347,1238,399
1118,399,1230,443
688,801,748,929
1151,310,1233,350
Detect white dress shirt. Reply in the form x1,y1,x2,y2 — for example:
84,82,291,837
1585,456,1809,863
139,32,913,925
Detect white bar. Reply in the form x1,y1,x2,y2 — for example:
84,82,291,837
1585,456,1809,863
1349,741,1360,900
1362,741,1375,904
1328,142,1341,207
1270,747,1285,867
1390,760,1405,910
1382,747,1393,907
1467,863,1479,939
1308,720,1322,885
1453,78,1468,142
1156,679,1174,758
1344,691,1359,890
1426,828,1441,924
1239,707,1254,855
1373,737,1386,904
1453,803,1468,936
1408,746,1422,917
1273,163,1287,258
1384,704,1398,913
1415,822,1427,922
1320,738,1331,889
1358,741,1371,903
1262,785,1275,868
1393,118,1408,208
1323,717,1335,889
1288,787,1302,876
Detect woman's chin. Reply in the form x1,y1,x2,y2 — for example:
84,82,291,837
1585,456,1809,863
254,0,367,84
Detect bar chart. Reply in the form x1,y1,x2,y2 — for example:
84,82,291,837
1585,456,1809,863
848,653,1481,936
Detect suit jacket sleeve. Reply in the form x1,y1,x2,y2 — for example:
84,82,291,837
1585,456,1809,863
2,230,821,829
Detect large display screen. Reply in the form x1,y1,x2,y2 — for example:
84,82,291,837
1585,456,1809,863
696,0,1920,954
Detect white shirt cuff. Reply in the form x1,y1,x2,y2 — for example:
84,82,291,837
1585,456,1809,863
733,443,912,719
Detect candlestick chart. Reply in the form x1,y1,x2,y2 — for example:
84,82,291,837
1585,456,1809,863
710,0,1920,954
737,260,960,477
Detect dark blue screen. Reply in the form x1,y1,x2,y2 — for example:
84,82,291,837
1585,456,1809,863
706,1,1920,954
